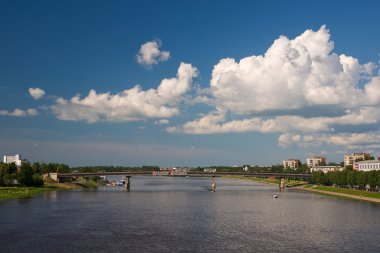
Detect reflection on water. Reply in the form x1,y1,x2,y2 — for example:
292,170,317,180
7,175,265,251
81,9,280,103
0,177,379,253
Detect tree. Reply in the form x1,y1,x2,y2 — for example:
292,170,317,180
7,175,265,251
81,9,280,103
368,171,377,190
40,163,49,174
345,165,353,171
7,162,17,174
32,174,44,187
2,173,16,186
0,164,8,185
32,162,41,174
57,164,70,173
18,163,34,186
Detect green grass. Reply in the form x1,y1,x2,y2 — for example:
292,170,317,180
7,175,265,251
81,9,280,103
76,180,101,188
224,176,307,186
0,186,59,200
311,186,380,199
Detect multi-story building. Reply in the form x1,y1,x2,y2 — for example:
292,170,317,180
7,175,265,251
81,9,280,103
310,166,344,173
3,154,22,166
306,156,327,167
344,153,371,167
283,159,300,169
354,160,380,172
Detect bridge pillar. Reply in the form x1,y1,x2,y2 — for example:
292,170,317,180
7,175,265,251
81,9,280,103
125,176,131,191
279,178,286,191
211,176,216,192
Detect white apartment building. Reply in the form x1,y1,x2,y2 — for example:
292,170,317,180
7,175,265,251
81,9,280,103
310,166,344,173
3,154,22,166
306,156,327,167
354,160,380,172
283,159,300,169
344,153,371,166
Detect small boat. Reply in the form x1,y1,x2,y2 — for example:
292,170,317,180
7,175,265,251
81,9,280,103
117,180,125,186
273,194,278,198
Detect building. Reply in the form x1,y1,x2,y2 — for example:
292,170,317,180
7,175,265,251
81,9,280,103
306,156,327,167
354,160,380,172
3,154,22,166
204,168,216,173
344,153,371,166
283,159,300,169
310,166,344,173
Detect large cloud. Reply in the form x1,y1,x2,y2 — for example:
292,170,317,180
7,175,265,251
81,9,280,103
168,107,380,134
278,132,380,151
51,63,198,123
209,25,378,114
170,26,380,144
136,40,170,68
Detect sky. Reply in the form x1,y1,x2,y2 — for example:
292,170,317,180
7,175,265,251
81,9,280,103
1,0,380,167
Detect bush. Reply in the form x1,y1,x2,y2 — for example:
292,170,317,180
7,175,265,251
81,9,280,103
33,175,44,187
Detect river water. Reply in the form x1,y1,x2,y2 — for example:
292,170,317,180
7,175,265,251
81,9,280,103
0,177,379,253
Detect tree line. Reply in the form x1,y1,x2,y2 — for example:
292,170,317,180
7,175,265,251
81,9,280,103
0,162,71,187
312,169,380,191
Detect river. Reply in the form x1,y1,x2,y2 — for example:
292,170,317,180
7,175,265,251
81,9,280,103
0,177,379,252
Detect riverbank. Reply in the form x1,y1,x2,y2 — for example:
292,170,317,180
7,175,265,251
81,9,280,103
300,185,380,204
0,182,83,200
0,186,59,200
226,176,380,204
224,175,307,187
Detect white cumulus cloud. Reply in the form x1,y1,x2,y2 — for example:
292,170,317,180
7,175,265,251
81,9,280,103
0,108,39,117
29,87,45,100
170,26,380,143
209,25,379,114
154,119,170,125
51,63,198,123
278,132,380,150
168,107,380,134
136,40,170,68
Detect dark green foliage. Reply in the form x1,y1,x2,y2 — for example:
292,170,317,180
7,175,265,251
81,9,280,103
312,169,380,191
0,163,17,186
7,162,17,174
32,162,41,174
1,161,68,187
32,175,44,187
18,163,34,186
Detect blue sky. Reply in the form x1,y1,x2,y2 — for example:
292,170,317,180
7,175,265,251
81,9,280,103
1,0,380,166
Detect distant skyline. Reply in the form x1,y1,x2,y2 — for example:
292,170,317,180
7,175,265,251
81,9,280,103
1,0,380,166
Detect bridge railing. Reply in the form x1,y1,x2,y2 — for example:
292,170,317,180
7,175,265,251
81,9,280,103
57,171,312,179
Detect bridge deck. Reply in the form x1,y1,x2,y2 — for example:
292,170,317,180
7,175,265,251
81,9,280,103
57,171,312,179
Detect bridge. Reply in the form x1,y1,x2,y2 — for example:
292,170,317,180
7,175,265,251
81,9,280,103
54,171,312,192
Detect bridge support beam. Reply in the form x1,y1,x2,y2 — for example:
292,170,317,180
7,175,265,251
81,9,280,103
125,176,131,191
279,178,286,191
211,176,216,192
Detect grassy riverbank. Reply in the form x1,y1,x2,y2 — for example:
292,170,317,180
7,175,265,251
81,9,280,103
303,185,380,201
0,186,59,200
224,176,308,187
228,176,380,204
0,182,84,200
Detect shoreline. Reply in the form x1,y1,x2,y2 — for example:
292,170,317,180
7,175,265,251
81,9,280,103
299,186,380,204
223,175,307,187
226,176,380,204
0,182,83,201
